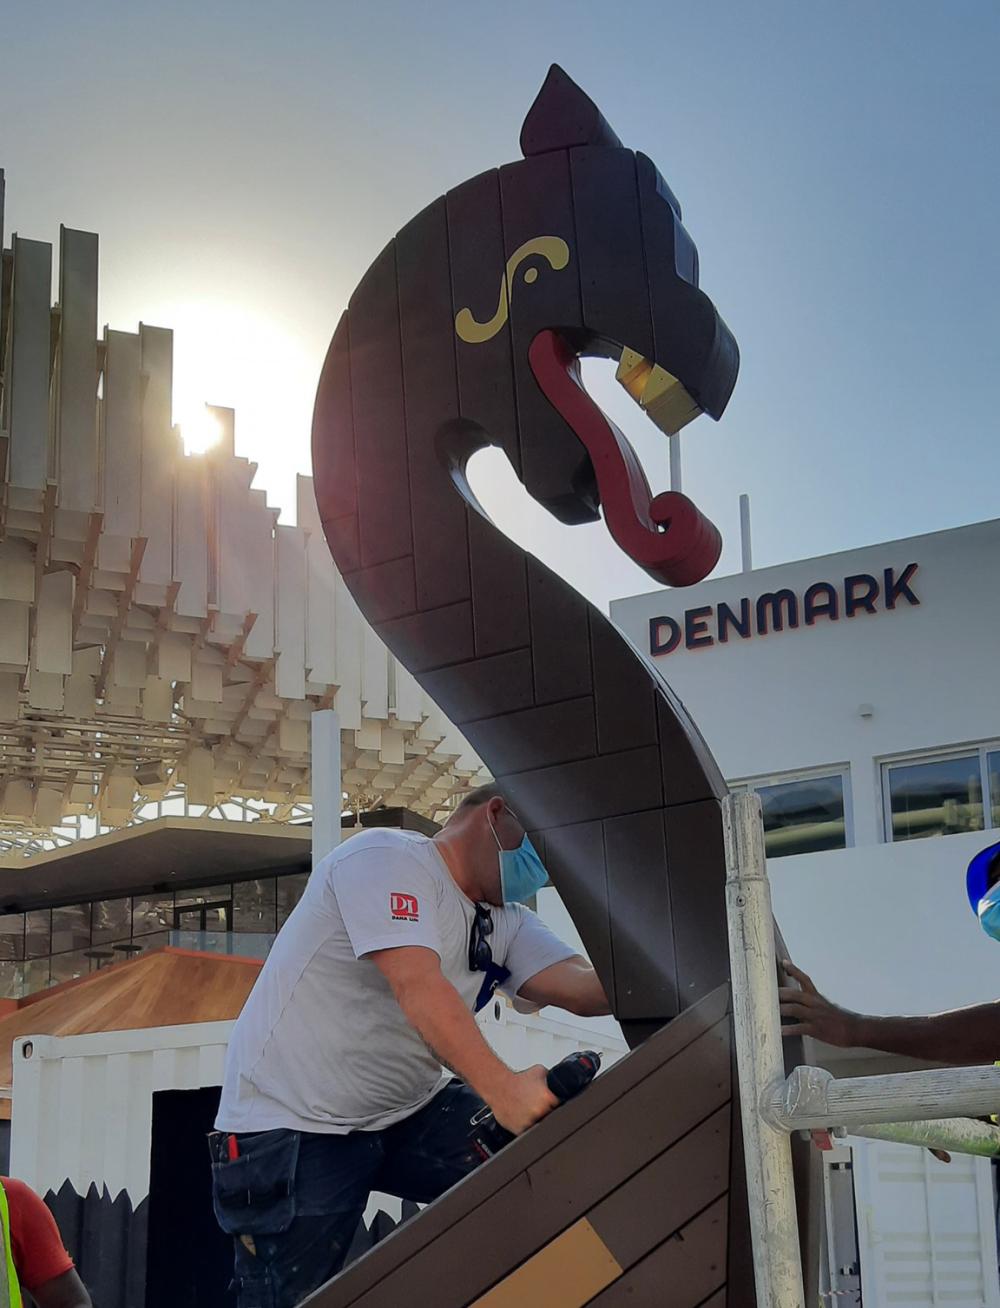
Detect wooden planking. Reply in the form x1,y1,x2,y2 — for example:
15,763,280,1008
396,196,470,612
8,237,52,491
587,1197,728,1308
33,570,74,675
99,329,142,558
470,1219,621,1308
604,809,676,1020
138,325,176,584
56,227,99,511
275,524,307,701
348,243,412,569
664,799,730,1009
307,993,731,1308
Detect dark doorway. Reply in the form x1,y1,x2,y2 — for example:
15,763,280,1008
146,1086,235,1308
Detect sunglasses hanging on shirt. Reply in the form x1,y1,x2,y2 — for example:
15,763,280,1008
469,903,511,1014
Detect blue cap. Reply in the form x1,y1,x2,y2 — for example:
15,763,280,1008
966,839,1000,912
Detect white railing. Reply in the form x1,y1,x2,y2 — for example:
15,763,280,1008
723,791,1000,1308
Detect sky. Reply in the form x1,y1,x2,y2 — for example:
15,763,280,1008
2,1,998,611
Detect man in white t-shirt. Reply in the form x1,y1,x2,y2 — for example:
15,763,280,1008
210,784,609,1307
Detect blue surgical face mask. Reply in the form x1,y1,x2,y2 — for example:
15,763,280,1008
490,813,549,904
977,884,1000,941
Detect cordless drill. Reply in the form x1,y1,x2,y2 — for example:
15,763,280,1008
470,1050,602,1161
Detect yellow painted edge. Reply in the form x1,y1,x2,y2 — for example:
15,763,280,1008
471,1217,623,1308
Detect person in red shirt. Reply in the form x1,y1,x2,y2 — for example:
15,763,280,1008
2,1178,91,1307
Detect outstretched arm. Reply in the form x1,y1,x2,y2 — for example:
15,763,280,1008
780,960,1000,1066
517,955,611,1017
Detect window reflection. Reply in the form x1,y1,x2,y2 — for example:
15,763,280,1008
277,874,309,927
51,904,91,955
755,775,848,859
132,895,174,937
25,911,51,960
989,751,1000,829
887,755,984,841
92,898,131,945
234,880,276,934
0,915,24,963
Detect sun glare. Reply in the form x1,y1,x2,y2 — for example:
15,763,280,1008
182,406,223,455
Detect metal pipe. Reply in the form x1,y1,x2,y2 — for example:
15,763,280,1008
739,493,752,572
847,1116,1000,1159
723,792,805,1308
763,1063,1000,1132
669,433,682,493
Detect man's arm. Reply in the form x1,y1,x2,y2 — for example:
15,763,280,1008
516,955,611,1017
370,945,558,1134
32,1269,92,1308
780,960,1000,1065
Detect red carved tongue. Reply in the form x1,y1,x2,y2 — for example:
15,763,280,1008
528,330,721,587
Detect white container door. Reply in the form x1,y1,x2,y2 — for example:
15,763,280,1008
852,1136,1000,1307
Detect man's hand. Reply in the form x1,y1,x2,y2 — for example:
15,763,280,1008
489,1065,559,1136
779,960,863,1047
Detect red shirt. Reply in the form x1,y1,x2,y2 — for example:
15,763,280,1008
3,1178,74,1293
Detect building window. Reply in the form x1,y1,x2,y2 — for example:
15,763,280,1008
732,770,851,859
883,744,999,842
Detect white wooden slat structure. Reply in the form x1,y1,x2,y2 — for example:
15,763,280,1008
0,179,487,855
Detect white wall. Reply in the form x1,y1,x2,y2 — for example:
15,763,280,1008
611,519,999,849
610,519,1000,1019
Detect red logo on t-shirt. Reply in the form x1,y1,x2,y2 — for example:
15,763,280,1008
390,892,419,922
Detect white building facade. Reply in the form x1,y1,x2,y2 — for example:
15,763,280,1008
611,517,1000,1306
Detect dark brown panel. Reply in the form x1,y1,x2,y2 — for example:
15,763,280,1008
463,697,595,777
446,169,520,473
302,989,730,1307
570,147,654,361
657,690,728,806
540,819,613,997
396,196,472,611
350,556,416,625
500,152,592,522
323,1019,730,1308
589,1105,729,1269
527,557,592,706
469,511,529,658
726,1032,757,1308
503,746,661,833
604,810,676,1019
311,315,356,523
419,650,535,726
348,242,413,568
376,602,473,675
589,1197,727,1308
664,800,729,1009
589,608,658,754
321,513,361,578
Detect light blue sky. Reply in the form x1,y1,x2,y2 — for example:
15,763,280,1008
3,1,997,609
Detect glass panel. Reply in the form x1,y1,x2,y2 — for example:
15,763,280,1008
233,879,276,934
0,962,23,1000
134,930,169,954
174,885,231,908
276,874,309,927
132,895,174,937
24,910,51,960
755,775,847,859
887,754,984,841
989,751,1000,829
92,898,132,945
51,903,91,955
50,949,94,987
0,914,24,962
22,958,51,994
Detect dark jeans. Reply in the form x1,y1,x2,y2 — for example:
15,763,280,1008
210,1081,484,1308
